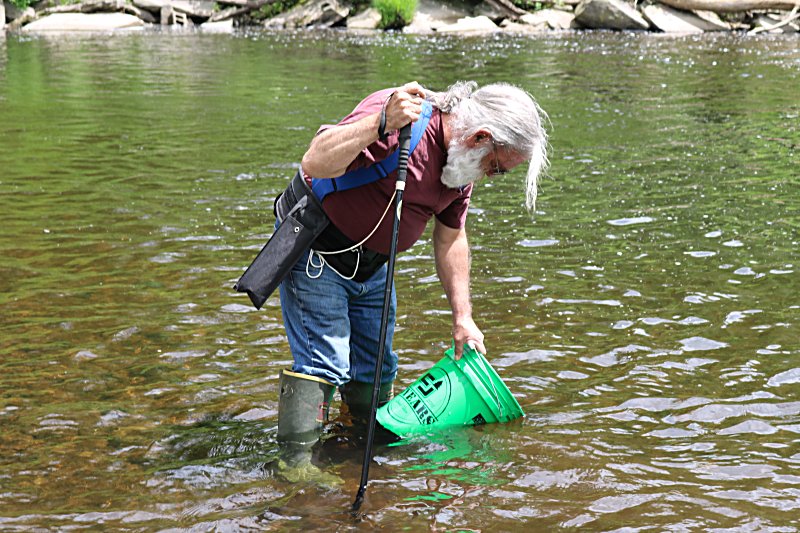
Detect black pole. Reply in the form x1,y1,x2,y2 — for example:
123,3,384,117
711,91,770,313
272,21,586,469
352,123,413,513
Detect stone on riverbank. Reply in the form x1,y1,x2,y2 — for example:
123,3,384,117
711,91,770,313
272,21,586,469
200,18,232,31
4,1,25,22
642,3,730,32
642,4,730,33
5,6,35,30
265,0,349,29
501,19,546,33
692,10,731,31
438,14,499,33
5,0,796,35
132,0,214,18
346,7,381,30
520,8,578,30
403,0,471,33
23,12,145,31
753,13,799,33
574,0,650,30
474,0,526,21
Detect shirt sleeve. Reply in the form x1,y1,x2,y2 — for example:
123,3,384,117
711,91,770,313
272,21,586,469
315,88,398,174
435,184,473,229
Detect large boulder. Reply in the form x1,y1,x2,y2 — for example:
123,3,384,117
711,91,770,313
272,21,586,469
642,3,701,32
23,12,145,31
642,3,729,32
574,0,649,30
265,0,349,28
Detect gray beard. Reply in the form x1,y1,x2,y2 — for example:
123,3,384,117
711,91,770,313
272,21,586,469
441,140,490,189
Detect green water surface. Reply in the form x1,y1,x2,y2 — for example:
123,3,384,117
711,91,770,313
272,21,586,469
0,29,798,530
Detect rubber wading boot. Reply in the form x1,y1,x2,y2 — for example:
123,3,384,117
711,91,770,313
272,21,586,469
274,369,341,487
339,380,394,422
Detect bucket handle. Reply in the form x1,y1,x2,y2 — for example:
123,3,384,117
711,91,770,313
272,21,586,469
463,345,504,418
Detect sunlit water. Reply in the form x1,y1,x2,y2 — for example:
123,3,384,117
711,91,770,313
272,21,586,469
0,29,798,530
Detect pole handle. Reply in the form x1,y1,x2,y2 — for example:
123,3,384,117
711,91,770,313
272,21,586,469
396,124,412,185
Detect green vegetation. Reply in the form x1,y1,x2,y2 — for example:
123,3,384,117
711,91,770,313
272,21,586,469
372,0,417,29
9,0,80,10
511,0,544,10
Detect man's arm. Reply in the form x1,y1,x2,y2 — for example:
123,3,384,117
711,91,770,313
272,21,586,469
433,219,486,360
301,82,427,179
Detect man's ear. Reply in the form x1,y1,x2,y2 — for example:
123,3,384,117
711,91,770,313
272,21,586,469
465,129,493,148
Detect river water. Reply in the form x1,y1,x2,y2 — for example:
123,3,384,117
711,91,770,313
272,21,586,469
0,28,798,531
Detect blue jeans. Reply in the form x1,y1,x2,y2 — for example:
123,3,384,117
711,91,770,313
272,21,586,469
278,250,397,387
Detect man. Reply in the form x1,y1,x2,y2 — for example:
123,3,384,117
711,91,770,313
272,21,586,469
276,80,548,446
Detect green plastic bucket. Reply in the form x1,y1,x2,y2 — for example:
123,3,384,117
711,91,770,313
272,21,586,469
376,344,524,437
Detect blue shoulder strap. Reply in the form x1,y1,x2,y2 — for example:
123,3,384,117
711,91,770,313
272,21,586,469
311,100,433,203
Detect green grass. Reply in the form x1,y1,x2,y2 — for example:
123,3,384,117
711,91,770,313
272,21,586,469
372,0,417,29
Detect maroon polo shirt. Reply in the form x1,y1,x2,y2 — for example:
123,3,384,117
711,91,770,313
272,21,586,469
305,89,472,255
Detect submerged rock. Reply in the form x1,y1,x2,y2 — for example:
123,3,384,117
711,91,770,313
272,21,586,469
73,349,100,361
574,0,649,30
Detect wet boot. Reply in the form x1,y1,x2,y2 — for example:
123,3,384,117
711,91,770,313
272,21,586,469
339,380,394,422
273,369,341,487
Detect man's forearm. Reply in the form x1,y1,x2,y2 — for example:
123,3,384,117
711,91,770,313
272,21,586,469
301,113,381,179
433,223,472,321
434,222,485,357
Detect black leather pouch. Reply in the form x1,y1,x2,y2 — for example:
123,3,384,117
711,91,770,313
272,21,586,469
234,175,329,309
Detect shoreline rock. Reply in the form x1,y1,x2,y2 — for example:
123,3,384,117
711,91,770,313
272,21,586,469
3,0,798,35
642,3,730,32
575,0,650,30
23,11,145,31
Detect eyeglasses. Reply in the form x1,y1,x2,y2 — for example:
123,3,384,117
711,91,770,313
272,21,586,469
491,141,509,176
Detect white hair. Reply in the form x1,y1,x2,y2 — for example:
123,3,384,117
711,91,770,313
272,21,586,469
429,81,550,211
